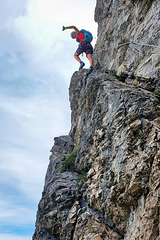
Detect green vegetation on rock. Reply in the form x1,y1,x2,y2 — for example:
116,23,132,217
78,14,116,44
60,146,78,172
77,171,88,187
154,89,160,99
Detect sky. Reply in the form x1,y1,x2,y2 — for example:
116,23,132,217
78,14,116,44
0,0,97,240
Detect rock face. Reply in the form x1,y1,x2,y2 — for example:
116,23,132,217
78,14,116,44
94,0,160,88
33,1,160,240
69,70,160,240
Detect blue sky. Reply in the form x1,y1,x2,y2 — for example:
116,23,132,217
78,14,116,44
0,0,97,239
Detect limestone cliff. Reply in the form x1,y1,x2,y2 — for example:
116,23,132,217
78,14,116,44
33,1,160,240
94,0,160,85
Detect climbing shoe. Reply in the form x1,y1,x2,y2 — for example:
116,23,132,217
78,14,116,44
87,66,93,75
79,61,85,70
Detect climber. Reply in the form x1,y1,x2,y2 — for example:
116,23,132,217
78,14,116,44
62,25,93,75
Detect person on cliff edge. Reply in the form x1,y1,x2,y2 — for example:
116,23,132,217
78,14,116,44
62,25,93,75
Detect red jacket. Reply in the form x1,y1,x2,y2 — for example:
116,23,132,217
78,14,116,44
76,33,85,43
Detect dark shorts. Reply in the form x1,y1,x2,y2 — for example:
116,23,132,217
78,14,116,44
76,41,93,56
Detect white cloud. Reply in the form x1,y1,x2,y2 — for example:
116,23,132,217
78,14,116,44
0,235,30,240
0,0,27,22
0,200,35,224
0,94,71,142
0,147,47,200
0,94,71,201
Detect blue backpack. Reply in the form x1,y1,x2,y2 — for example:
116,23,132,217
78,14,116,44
80,29,93,43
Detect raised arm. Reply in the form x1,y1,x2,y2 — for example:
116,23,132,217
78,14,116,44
62,25,80,34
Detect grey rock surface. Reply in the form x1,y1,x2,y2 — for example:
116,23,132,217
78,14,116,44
94,0,160,85
33,136,80,240
33,69,160,239
69,69,160,239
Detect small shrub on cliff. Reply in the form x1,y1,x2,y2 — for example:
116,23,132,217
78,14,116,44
102,68,109,74
77,171,88,187
154,89,160,100
60,146,78,172
111,70,126,82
